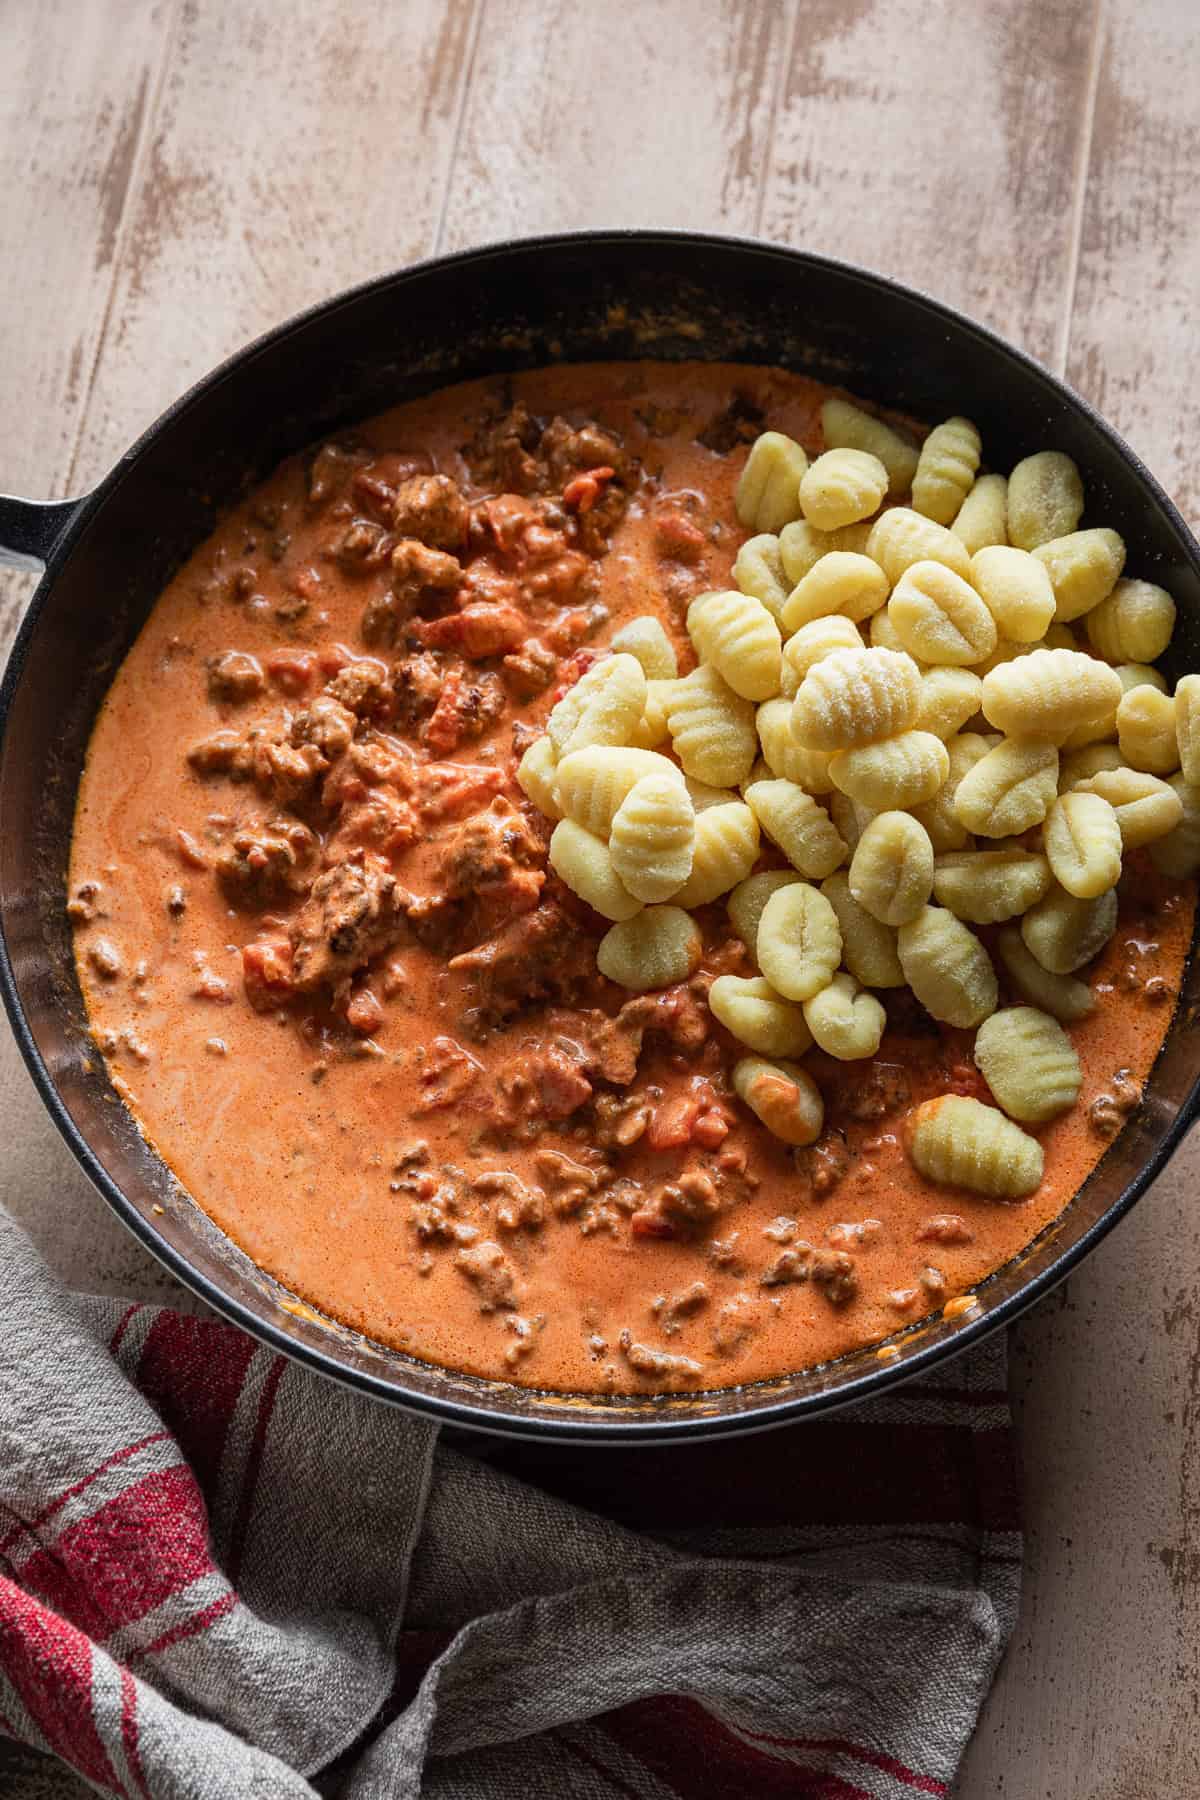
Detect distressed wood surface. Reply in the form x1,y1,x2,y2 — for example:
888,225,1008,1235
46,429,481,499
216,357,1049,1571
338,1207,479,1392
2,1,1199,1794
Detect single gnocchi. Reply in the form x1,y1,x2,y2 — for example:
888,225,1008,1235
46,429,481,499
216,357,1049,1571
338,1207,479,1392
547,653,647,757
1116,684,1179,776
1043,791,1123,899
912,416,981,525
1007,451,1084,551
803,972,886,1061
1086,578,1176,664
820,871,905,988
735,431,809,534
799,448,889,532
610,615,678,681
687,589,782,703
609,773,696,902
821,396,919,495
780,551,890,634
888,560,998,666
974,1007,1082,1125
914,667,984,740
756,881,843,1002
865,507,974,585
733,1056,824,1146
951,472,1008,554
596,906,702,990
780,614,863,696
665,665,759,788
516,736,561,818
897,905,998,1028
981,649,1123,746
830,730,949,812
909,1095,1043,1199
745,779,847,880
778,518,873,585
849,810,935,926
549,820,642,922
1032,528,1125,623
932,847,1053,924
791,646,922,751
709,975,813,1058
1175,674,1200,785
1149,776,1200,879
952,738,1059,837
670,801,760,908
1021,885,1119,975
732,533,790,622
970,546,1056,643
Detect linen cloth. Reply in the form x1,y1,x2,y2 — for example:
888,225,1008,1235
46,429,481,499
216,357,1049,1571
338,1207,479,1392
0,1205,1020,1799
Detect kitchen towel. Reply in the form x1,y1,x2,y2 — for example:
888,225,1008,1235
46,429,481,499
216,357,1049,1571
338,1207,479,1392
0,1207,1019,1798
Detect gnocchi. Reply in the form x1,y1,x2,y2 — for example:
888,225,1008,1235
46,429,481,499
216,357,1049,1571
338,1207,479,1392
1043,791,1123,899
733,1056,824,1146
1116,684,1179,776
756,881,843,1002
745,778,847,879
596,906,702,990
733,533,790,622
757,699,835,792
1086,578,1176,664
821,396,919,495
709,975,813,1058
553,744,683,837
830,731,949,813
1032,528,1125,623
670,801,760,908
896,905,998,1028
610,615,678,681
665,665,759,788
849,810,935,927
995,924,1095,1023
912,416,982,525
727,870,803,963
799,448,889,531
970,546,1056,643
909,1096,1043,1199
778,518,873,585
865,506,974,584
888,560,998,666
1007,451,1084,551
951,471,1008,554
980,648,1122,746
953,738,1059,837
609,773,696,902
1150,776,1200,879
1175,674,1200,785
914,667,984,740
803,972,887,1061
1021,884,1119,975
549,820,642,922
820,871,905,988
791,646,922,751
548,653,647,757
974,1007,1082,1125
932,846,1053,923
779,551,890,634
735,431,808,534
687,588,783,702
1074,765,1184,849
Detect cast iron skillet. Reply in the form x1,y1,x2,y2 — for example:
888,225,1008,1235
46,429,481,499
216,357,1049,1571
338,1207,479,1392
2,231,1198,1443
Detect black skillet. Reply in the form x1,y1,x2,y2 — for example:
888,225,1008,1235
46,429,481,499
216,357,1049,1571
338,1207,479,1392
2,231,1198,1443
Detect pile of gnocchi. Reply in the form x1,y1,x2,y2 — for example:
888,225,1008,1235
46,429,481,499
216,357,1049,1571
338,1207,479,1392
517,396,1200,1201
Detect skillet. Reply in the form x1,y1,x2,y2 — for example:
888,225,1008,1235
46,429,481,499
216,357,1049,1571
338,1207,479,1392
2,230,1198,1442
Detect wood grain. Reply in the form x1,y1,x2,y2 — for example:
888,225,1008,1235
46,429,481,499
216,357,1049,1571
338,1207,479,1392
440,0,795,245
761,0,1098,366
2,2,1200,1795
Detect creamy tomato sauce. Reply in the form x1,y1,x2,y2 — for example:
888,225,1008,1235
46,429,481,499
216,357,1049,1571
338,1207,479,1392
68,361,1195,1394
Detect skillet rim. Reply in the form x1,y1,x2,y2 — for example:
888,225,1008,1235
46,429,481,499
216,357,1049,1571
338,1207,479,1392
2,226,1199,1443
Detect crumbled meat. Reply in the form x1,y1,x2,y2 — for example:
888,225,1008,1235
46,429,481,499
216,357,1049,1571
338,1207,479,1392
761,1244,813,1287
826,1218,884,1250
307,441,364,508
187,729,253,778
468,402,546,493
87,938,122,980
326,787,419,858
391,474,468,550
540,416,628,487
588,987,708,1087
1089,1068,1141,1138
812,1249,858,1307
436,798,544,900
838,1061,912,1122
659,1169,721,1225
654,508,707,563
206,651,265,703
533,1148,603,1217
651,1281,710,1336
711,1292,761,1357
361,540,463,645
288,853,407,990
696,391,766,454
454,1240,519,1313
794,1130,851,1197
250,737,327,810
216,818,317,908
618,1329,702,1384
325,658,392,718
290,695,356,760
420,601,531,660
473,1171,545,1231
418,1036,483,1108
329,518,394,572
917,1213,974,1246
591,1091,652,1149
763,1216,797,1243
502,637,559,699
391,650,446,728
503,1314,544,1367
67,880,103,923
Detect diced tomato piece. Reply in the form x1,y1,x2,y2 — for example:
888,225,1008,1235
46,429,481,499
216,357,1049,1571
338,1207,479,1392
242,937,294,1010
317,643,354,677
421,670,466,756
266,649,317,695
654,510,707,562
548,647,601,704
630,1208,679,1240
562,466,616,513
419,603,529,659
418,1036,483,1109
692,1109,731,1149
346,987,384,1036
646,1094,703,1151
543,609,591,652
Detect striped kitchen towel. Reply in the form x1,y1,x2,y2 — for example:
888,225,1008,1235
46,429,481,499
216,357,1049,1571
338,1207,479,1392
0,1206,1019,1799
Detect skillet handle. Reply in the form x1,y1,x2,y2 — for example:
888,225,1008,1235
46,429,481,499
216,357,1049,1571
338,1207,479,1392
0,493,83,574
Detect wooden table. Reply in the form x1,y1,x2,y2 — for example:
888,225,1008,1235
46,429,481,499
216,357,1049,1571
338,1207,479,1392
3,3,1198,1793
